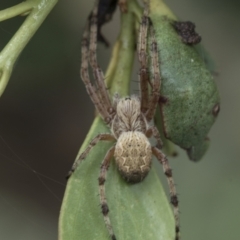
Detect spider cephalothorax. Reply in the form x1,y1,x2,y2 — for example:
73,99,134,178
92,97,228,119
67,1,180,240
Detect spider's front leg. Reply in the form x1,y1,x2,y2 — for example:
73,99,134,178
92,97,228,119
81,1,115,125
145,25,161,122
88,4,113,116
138,4,161,121
81,27,110,124
138,4,150,113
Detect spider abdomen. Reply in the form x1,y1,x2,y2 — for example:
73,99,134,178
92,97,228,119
114,131,152,183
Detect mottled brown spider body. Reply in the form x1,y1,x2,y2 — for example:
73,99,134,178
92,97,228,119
115,130,152,183
112,96,152,183
67,1,180,240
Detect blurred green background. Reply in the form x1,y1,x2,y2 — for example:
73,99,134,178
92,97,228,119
0,0,239,240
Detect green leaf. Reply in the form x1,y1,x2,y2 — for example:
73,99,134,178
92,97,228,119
149,0,220,161
0,0,58,97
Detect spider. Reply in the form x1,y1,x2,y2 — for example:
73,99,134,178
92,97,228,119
67,1,180,240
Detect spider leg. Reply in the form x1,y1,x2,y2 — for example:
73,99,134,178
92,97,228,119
66,133,115,179
81,25,112,124
145,23,161,122
152,147,180,240
81,2,115,124
118,0,127,13
89,2,115,117
146,126,163,149
138,4,150,113
98,146,116,240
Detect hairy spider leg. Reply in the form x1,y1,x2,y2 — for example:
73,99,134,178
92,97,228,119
118,0,127,13
152,147,180,240
81,26,110,123
81,21,113,123
145,126,163,149
89,4,114,118
66,133,115,179
138,6,150,114
98,145,116,240
145,24,161,122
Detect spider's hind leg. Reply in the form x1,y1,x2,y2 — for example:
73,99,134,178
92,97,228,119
98,146,117,240
152,147,180,240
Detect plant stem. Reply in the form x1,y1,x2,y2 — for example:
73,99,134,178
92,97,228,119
0,0,58,96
